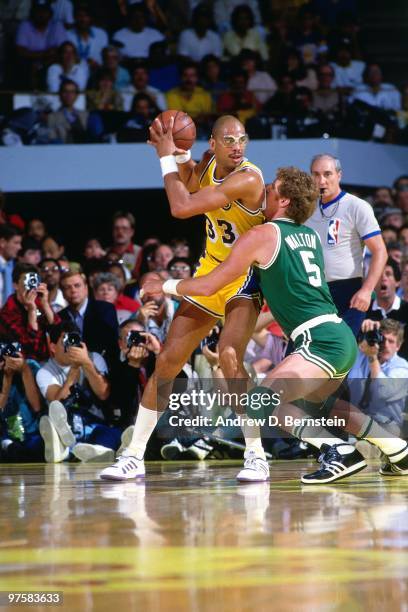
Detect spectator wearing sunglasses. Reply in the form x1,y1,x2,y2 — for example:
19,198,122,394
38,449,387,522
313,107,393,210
39,258,67,313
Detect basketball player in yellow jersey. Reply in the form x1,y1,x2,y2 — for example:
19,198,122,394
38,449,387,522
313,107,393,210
100,115,269,483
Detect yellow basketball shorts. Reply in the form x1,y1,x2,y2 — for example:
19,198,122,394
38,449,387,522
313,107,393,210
184,255,262,318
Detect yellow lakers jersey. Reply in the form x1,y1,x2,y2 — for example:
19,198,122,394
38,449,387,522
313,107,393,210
199,156,265,262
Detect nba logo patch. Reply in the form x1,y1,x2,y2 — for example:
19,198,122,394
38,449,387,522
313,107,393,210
327,218,340,245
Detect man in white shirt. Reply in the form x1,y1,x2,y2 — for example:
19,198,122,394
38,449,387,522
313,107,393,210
113,3,164,59
353,63,401,112
331,41,365,92
178,5,222,62
66,4,108,67
305,153,387,335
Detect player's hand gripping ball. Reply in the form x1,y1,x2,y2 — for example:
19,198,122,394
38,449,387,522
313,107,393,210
156,110,196,150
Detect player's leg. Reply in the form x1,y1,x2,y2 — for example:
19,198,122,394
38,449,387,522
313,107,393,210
100,301,216,480
219,297,271,481
254,354,368,483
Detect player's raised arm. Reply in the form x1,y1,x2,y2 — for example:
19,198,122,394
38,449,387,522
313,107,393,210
148,117,264,218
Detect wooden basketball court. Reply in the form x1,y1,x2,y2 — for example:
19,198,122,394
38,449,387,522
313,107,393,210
1,460,407,611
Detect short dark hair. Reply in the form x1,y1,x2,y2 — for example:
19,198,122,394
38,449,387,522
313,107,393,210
39,257,61,270
112,210,135,229
12,262,38,284
49,320,80,344
0,224,22,241
59,78,79,95
385,256,401,282
20,238,41,255
167,256,192,271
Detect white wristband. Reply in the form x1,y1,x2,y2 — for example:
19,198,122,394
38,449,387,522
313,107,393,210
162,279,181,296
160,155,178,177
175,150,191,164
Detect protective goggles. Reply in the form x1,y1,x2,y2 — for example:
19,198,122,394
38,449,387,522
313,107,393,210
214,134,249,147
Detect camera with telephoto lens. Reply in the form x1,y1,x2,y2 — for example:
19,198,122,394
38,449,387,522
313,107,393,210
62,332,82,352
204,327,220,352
359,328,384,347
23,272,40,292
126,330,145,348
0,342,22,359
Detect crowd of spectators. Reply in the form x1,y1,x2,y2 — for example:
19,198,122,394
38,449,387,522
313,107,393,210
1,168,408,463
0,0,407,144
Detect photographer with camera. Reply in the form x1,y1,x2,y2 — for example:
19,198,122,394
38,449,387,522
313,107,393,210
110,319,160,429
348,319,408,434
36,321,121,463
39,257,67,313
0,263,58,363
0,336,44,462
133,272,175,343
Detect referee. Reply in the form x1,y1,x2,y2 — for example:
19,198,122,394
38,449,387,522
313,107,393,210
305,154,387,336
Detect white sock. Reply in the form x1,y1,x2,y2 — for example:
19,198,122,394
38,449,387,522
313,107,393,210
298,424,354,454
358,416,407,456
127,405,163,458
242,419,266,460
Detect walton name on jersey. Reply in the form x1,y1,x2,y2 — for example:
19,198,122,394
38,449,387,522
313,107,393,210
285,232,317,251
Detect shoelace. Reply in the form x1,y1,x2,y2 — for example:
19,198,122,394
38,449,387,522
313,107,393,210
318,445,342,471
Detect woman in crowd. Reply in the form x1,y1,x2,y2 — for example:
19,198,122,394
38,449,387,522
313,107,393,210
47,41,89,93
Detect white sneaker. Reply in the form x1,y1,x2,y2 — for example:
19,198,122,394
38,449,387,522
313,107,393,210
48,401,76,447
116,426,135,458
161,438,186,460
99,450,145,480
39,416,70,463
236,450,270,482
72,443,115,463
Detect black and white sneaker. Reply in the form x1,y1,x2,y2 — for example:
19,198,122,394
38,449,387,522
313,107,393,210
381,443,408,476
301,444,367,485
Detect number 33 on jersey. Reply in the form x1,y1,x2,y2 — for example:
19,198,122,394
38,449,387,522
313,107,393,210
200,155,265,262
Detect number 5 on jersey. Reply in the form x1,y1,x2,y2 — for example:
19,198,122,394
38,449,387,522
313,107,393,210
300,250,322,287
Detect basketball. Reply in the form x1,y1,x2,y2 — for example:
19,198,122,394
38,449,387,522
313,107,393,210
157,110,196,150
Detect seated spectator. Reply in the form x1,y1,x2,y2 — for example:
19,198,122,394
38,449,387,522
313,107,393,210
331,40,365,94
167,257,192,280
59,271,119,367
27,219,47,243
381,226,398,246
327,10,363,61
131,272,175,343
238,49,277,104
41,234,65,260
263,74,299,117
398,257,408,300
223,5,267,61
379,208,404,230
166,62,213,129
123,62,166,112
148,40,180,93
0,342,43,463
93,272,140,323
0,192,25,232
280,47,318,91
47,80,90,144
152,244,174,272
200,55,227,103
39,257,67,313
117,92,160,143
87,70,124,111
36,321,121,463
178,4,222,63
108,211,142,277
170,237,191,259
365,258,408,359
46,41,89,93
372,186,394,208
0,263,58,362
66,3,108,69
51,0,74,27
312,63,341,115
18,239,42,266
395,185,408,214
399,226,408,249
214,0,261,34
109,319,160,428
348,319,408,434
387,242,403,266
112,3,164,60
290,5,322,66
353,64,402,112
0,225,23,307
84,238,106,260
217,69,259,124
15,0,68,89
100,46,131,91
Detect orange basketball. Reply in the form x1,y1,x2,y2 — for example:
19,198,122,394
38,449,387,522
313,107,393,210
157,110,196,150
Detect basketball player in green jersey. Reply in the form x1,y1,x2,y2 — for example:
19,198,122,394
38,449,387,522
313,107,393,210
142,166,408,484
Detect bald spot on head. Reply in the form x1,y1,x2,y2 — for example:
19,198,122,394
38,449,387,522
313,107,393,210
212,115,245,137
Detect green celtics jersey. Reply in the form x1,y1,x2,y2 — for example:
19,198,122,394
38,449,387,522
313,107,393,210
256,219,337,337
